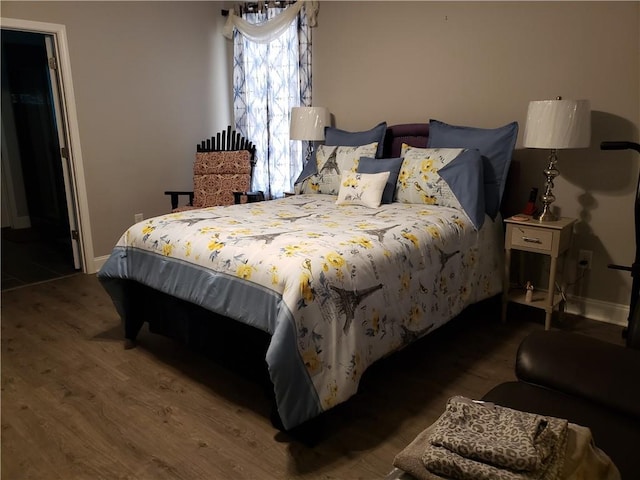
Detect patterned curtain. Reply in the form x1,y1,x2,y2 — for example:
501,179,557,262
233,4,312,199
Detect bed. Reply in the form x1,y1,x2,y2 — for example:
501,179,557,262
98,121,518,430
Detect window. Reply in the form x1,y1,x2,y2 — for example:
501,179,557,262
232,4,312,198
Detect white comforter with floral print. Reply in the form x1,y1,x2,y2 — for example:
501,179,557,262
99,194,503,429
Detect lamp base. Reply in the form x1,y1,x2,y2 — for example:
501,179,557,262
535,148,559,223
304,143,314,166
535,205,557,222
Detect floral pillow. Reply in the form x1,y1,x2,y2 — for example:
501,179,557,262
299,143,378,195
396,145,486,228
335,171,390,208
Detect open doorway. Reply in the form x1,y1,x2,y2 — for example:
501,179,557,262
1,29,78,289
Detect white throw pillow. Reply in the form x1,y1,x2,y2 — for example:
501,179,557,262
335,171,390,208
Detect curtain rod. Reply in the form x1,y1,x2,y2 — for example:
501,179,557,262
221,1,298,16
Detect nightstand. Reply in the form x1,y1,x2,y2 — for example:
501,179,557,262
502,216,576,330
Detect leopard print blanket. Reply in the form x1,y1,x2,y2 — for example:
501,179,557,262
421,396,568,480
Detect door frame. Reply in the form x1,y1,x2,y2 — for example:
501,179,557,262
45,34,81,269
1,17,95,273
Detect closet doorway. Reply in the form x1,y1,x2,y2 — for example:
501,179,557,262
1,19,91,289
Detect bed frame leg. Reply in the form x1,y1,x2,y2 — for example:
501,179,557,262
270,403,285,431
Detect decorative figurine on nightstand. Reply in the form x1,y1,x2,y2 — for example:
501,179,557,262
525,281,534,303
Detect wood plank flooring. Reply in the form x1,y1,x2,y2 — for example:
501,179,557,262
1,274,624,479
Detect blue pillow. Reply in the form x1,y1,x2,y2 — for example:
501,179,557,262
427,119,518,219
294,155,317,185
325,122,387,158
357,156,404,204
438,149,486,229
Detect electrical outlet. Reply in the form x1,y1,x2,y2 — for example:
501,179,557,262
578,249,593,270
134,213,144,223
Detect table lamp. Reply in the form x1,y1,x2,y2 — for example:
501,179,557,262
290,106,330,165
523,97,591,222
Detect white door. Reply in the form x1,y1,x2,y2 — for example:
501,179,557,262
44,35,80,269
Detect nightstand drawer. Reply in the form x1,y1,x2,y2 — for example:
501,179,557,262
510,226,553,251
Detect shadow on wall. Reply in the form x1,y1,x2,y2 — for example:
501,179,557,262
563,111,637,194
560,111,637,268
503,111,638,306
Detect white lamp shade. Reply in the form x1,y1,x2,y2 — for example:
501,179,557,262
290,107,330,141
523,99,591,149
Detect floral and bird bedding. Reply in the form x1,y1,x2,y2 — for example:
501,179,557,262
99,194,503,430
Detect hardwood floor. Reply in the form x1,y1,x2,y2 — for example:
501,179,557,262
1,274,624,479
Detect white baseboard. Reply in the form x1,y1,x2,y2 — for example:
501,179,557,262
565,294,629,327
91,255,110,274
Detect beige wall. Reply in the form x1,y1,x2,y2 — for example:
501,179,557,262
1,1,233,259
314,1,640,318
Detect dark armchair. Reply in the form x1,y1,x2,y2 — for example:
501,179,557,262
483,327,640,479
